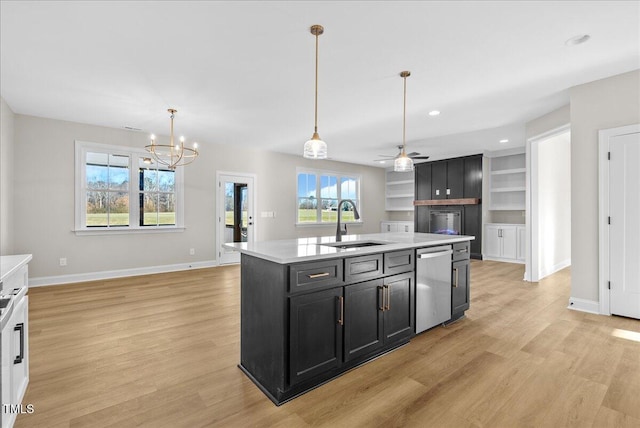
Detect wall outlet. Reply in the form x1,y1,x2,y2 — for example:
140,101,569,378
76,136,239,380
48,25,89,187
59,258,67,266
189,248,195,255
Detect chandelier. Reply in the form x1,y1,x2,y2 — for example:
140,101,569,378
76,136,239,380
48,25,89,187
303,24,328,159
394,71,414,172
146,109,199,170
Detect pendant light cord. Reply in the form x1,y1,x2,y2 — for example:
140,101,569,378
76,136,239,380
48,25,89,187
314,31,319,134
402,74,407,155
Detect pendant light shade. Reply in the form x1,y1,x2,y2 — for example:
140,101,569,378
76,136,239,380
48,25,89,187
394,71,414,172
303,24,328,159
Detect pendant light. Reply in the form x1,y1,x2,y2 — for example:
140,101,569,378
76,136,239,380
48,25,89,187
303,25,328,159
394,71,414,172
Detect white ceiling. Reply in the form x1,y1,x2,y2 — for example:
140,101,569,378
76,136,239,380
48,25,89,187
1,1,639,166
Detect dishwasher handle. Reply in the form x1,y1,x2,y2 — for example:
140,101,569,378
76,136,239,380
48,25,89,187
418,249,452,259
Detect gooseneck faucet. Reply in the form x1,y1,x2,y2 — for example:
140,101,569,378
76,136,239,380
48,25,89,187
336,199,360,241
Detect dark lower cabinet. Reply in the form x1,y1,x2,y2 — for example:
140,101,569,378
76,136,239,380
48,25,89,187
383,272,414,343
344,279,384,361
289,287,344,385
452,259,470,318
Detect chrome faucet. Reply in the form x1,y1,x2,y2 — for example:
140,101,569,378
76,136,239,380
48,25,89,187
336,199,360,241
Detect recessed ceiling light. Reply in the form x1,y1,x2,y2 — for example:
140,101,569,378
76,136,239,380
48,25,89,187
378,160,386,164
565,34,590,46
499,139,509,143
428,110,440,116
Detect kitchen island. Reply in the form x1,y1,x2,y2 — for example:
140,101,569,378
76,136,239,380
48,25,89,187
224,232,474,405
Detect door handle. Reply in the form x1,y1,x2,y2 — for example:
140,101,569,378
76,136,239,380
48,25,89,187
453,268,459,288
378,286,384,311
14,322,24,364
307,272,330,279
337,296,344,325
384,285,390,311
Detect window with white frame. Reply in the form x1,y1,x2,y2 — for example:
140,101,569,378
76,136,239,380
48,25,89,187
75,141,184,233
297,168,361,224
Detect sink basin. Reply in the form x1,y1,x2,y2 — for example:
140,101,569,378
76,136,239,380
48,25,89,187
321,240,391,250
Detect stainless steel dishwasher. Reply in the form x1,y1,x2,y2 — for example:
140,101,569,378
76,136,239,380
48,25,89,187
416,245,452,333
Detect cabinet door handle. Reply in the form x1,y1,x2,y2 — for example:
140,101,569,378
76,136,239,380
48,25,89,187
338,296,344,325
14,322,24,364
384,285,391,311
453,268,459,288
498,229,502,238
378,286,384,311
307,272,330,279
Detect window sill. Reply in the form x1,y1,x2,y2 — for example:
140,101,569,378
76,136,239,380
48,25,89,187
73,227,186,236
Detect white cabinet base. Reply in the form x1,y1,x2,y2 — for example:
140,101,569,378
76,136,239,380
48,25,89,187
484,223,525,264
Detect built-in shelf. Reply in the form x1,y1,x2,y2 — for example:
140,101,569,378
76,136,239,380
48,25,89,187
491,168,526,176
491,187,526,193
385,170,414,211
488,152,526,211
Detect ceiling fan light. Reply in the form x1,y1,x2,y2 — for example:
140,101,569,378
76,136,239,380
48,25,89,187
303,132,327,159
394,154,414,172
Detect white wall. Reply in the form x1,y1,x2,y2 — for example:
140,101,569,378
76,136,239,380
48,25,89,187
537,131,571,278
569,69,640,302
0,97,15,255
12,114,386,280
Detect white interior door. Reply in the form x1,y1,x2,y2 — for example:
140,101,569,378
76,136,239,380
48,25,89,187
610,131,640,318
217,172,255,265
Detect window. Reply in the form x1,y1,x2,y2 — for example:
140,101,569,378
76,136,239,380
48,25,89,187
75,141,184,233
297,168,361,224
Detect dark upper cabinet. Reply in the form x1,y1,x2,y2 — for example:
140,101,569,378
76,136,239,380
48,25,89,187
431,158,464,199
463,156,483,198
415,163,432,200
431,162,448,199
447,158,464,199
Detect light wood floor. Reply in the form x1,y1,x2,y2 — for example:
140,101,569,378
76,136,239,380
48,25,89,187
15,261,640,427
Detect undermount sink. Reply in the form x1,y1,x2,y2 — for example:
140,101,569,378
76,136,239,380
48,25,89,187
321,240,391,250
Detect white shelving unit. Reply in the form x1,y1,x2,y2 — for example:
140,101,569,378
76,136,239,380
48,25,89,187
489,153,526,210
385,170,414,211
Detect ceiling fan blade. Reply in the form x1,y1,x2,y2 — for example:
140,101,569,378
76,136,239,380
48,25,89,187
411,155,430,160
406,152,421,157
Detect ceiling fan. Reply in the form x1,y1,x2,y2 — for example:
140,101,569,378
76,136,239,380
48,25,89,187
375,145,430,163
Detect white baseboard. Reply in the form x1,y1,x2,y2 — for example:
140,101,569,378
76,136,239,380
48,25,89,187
29,260,218,287
567,297,600,314
539,258,571,280
482,256,525,265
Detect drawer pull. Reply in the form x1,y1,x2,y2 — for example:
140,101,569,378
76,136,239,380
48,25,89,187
307,272,330,279
456,248,468,253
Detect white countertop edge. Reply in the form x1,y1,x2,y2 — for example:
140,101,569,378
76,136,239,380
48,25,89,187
1,254,33,282
224,233,474,264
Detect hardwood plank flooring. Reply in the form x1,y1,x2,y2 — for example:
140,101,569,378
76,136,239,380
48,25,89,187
14,261,640,427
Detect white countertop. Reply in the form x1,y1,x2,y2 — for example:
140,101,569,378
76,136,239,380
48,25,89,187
224,232,474,264
1,254,32,283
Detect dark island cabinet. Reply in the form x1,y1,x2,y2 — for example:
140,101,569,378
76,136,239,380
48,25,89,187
451,241,471,321
344,272,414,362
383,272,414,343
344,279,384,361
290,287,344,385
239,249,421,405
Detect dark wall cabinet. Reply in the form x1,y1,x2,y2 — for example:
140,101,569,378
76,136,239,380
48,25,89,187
414,154,483,259
431,158,464,200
